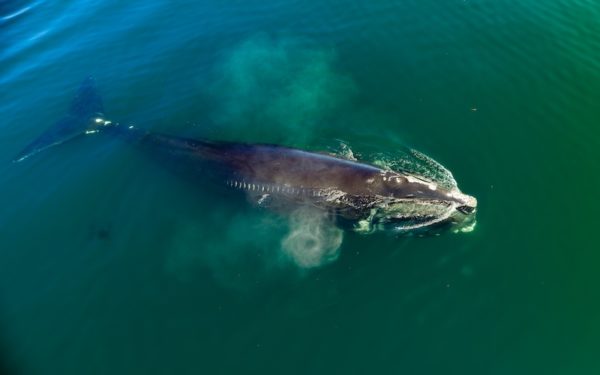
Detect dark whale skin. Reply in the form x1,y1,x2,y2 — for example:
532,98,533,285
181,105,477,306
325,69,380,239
15,78,477,231
134,131,474,223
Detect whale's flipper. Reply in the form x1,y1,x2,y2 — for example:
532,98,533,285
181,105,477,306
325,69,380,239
14,77,106,162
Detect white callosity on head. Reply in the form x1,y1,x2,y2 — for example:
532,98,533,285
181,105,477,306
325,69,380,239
404,174,438,191
446,188,478,209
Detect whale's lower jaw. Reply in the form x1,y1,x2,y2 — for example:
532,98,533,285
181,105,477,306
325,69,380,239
366,200,477,235
364,199,474,234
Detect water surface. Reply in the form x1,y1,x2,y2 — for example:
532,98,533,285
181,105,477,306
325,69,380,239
1,0,599,374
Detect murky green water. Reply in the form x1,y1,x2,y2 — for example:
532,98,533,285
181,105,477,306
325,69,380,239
1,1,599,374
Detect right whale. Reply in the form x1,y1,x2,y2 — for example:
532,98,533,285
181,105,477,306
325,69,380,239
15,78,477,235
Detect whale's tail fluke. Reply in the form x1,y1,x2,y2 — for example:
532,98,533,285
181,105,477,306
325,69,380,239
14,77,108,162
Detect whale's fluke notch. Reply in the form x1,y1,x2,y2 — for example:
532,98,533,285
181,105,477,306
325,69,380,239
13,77,106,162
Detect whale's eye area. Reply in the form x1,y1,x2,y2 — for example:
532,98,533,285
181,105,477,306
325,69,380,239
456,205,475,214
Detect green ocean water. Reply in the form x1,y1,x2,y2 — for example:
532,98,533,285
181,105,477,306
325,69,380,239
1,0,600,374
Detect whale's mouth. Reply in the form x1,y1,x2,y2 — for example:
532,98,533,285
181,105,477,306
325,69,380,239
456,204,476,215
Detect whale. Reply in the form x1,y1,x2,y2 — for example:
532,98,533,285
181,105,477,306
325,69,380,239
14,78,477,234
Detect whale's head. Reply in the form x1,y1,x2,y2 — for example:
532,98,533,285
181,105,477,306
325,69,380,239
375,192,477,235
354,171,478,235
